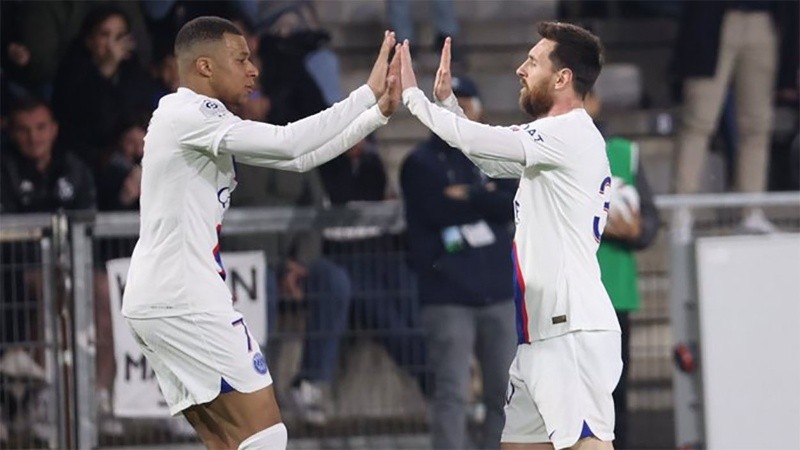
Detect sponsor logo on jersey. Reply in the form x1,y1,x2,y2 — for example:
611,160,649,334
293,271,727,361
252,352,267,375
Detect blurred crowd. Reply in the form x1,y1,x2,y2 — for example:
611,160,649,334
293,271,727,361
0,0,797,449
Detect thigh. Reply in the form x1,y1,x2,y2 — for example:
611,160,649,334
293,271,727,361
203,384,282,444
681,13,739,133
734,12,778,131
503,333,620,449
501,346,550,445
422,305,476,394
477,301,517,393
183,404,236,449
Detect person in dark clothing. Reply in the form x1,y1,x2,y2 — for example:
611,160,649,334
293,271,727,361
96,114,147,211
51,5,156,171
400,76,517,450
319,136,387,204
1,98,96,213
319,136,428,399
0,97,97,442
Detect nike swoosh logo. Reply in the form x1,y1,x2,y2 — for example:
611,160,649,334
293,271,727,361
548,430,556,439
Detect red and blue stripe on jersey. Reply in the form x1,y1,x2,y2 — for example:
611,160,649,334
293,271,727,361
512,242,530,344
213,224,226,280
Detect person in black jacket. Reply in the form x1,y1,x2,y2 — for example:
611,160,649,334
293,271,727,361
0,97,96,443
1,97,96,213
51,5,156,172
400,76,517,450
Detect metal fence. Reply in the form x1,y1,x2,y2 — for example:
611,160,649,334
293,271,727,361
1,193,799,450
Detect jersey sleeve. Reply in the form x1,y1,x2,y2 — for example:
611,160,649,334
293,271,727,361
403,87,525,177
235,105,389,172
219,84,376,161
176,85,377,160
172,97,242,155
514,120,568,169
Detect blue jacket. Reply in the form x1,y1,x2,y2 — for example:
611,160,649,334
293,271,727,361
401,135,516,307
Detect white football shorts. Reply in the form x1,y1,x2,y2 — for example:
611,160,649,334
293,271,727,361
502,330,622,449
126,309,273,415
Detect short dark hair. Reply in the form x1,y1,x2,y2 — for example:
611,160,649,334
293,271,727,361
537,21,603,98
9,96,54,125
174,16,243,55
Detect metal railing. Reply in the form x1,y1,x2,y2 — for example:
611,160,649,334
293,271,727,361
1,193,798,449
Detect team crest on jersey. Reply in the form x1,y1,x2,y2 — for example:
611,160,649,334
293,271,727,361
200,99,228,118
217,187,231,208
252,353,267,374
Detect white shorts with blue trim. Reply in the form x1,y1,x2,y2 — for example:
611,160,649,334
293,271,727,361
126,309,273,415
502,330,622,449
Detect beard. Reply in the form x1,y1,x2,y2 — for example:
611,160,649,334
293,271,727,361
519,78,554,120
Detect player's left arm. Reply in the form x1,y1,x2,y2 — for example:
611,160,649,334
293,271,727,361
234,105,389,172
403,87,527,163
433,93,524,179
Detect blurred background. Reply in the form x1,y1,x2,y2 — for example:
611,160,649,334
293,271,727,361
1,1,798,449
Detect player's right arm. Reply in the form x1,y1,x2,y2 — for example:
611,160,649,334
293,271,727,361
434,94,524,179
176,32,398,162
235,105,389,172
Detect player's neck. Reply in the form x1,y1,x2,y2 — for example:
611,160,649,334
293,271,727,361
547,96,584,118
180,75,218,100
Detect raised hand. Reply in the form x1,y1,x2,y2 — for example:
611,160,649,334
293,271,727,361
433,37,454,102
399,40,418,91
378,44,402,117
367,31,397,98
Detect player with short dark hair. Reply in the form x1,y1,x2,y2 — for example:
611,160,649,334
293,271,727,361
121,16,400,450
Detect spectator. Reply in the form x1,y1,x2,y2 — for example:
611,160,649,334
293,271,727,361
251,1,344,124
1,97,96,213
586,91,660,450
228,167,352,426
319,136,429,395
400,76,517,450
320,136,387,203
149,48,180,104
0,97,96,444
1,1,152,101
96,114,147,211
672,1,780,233
51,5,156,172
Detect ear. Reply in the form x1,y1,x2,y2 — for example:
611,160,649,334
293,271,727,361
554,68,573,91
195,57,213,78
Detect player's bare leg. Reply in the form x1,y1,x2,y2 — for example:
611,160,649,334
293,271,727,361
571,437,613,450
183,405,236,449
502,442,554,450
501,438,613,450
203,385,285,449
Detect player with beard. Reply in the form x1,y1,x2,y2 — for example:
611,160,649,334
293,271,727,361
398,22,621,450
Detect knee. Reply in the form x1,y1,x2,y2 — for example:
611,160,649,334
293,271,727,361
238,423,288,450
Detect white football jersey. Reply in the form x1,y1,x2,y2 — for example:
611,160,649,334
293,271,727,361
123,86,385,318
404,88,619,342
